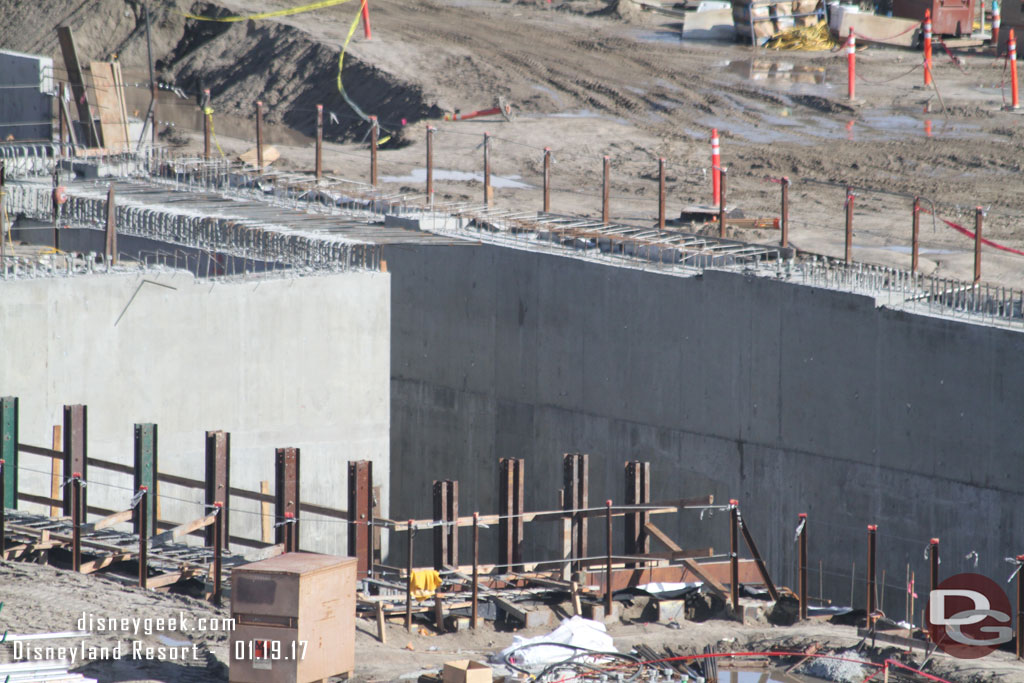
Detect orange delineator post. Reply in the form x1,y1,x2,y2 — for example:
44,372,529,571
847,29,856,101
993,0,1001,47
362,0,372,40
1010,29,1020,109
923,10,933,86
711,128,721,206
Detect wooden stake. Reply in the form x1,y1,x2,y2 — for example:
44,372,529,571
260,480,271,543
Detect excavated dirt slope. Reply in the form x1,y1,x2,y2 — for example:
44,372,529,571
4,0,1024,287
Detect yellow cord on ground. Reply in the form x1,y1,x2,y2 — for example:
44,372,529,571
184,0,354,22
765,21,838,50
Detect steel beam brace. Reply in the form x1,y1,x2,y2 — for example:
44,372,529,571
275,447,300,548
432,479,458,569
62,405,87,519
204,430,230,548
348,460,373,577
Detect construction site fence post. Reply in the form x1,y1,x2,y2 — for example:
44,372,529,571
63,405,87,520
974,207,983,283
1010,30,1020,109
275,447,300,547
483,132,492,207
929,537,939,594
729,499,739,614
605,499,613,614
711,128,720,206
211,502,222,604
845,188,854,265
912,197,920,272
542,147,551,213
781,176,790,248
71,473,82,572
133,423,157,538
426,126,435,202
202,89,211,160
204,430,230,549
867,524,877,622
602,155,610,225
923,11,933,87
719,167,727,238
798,512,808,620
472,512,480,629
405,520,413,632
847,29,856,101
658,158,666,231
362,0,372,39
370,116,378,188
0,459,5,555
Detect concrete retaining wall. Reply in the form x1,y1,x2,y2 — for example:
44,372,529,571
384,241,1024,608
0,269,390,557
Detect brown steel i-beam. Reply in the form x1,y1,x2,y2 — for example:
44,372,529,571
867,524,877,622
256,101,264,171
71,473,82,572
275,447,300,547
62,405,87,520
204,431,230,549
315,105,324,181
563,453,589,572
624,461,650,567
348,460,374,577
929,537,940,594
912,197,921,272
483,132,492,206
658,158,666,231
433,479,458,569
974,207,983,283
543,147,551,213
781,177,790,248
406,519,414,632
729,499,739,613
719,167,728,238
498,458,524,571
602,156,610,225
737,510,779,601
605,499,613,614
370,116,379,187
211,502,223,604
845,188,855,264
798,513,808,620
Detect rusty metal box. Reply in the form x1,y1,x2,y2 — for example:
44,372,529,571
891,0,976,36
229,553,356,683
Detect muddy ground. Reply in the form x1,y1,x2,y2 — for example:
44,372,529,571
1,560,1023,682
4,0,1023,288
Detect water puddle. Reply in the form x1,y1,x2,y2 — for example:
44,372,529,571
380,168,532,189
634,29,684,43
725,59,829,85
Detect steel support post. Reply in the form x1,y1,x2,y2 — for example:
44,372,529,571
63,405,87,520
370,116,378,187
845,188,855,265
543,147,551,213
275,447,300,548
71,473,82,572
202,90,211,160
426,126,435,200
605,499,613,613
912,197,920,272
929,537,939,594
658,158,666,231
137,487,148,588
1,397,17,510
0,459,5,554
719,167,728,238
975,207,983,283
255,101,264,172
867,524,878,621
498,458,524,571
348,460,373,577
204,431,230,549
729,499,739,613
211,502,222,604
483,132,492,207
133,423,157,537
472,512,480,628
624,461,650,567
283,512,296,552
798,513,808,620
602,156,610,225
738,510,779,600
315,104,324,181
781,177,790,248
563,453,589,572
406,520,414,632
432,479,458,570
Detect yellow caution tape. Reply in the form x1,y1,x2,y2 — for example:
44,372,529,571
184,0,353,22
765,21,838,50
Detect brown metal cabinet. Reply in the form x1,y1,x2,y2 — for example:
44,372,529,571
229,553,356,683
891,0,976,35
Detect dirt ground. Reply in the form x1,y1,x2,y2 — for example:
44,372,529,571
4,0,1024,289
3,560,1024,682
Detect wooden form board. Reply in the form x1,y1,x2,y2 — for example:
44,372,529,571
90,61,131,151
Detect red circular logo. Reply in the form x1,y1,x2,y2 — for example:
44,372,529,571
926,573,1013,659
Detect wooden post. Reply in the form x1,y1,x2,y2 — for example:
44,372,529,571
50,426,62,517
260,481,272,543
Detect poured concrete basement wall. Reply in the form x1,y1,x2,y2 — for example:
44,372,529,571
0,270,389,557
385,242,1024,609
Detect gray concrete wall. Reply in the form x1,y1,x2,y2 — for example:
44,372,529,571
0,269,390,557
0,50,53,142
384,242,1024,609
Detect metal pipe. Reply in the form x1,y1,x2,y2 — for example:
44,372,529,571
138,487,148,589
406,520,414,632
929,537,939,595
543,147,551,213
211,502,222,603
370,116,378,187
781,177,790,248
729,499,739,614
658,158,665,231
483,132,491,207
798,512,807,620
605,499,613,614
845,187,854,265
867,524,877,622
315,105,323,182
602,156,610,225
472,512,479,629
912,197,920,272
